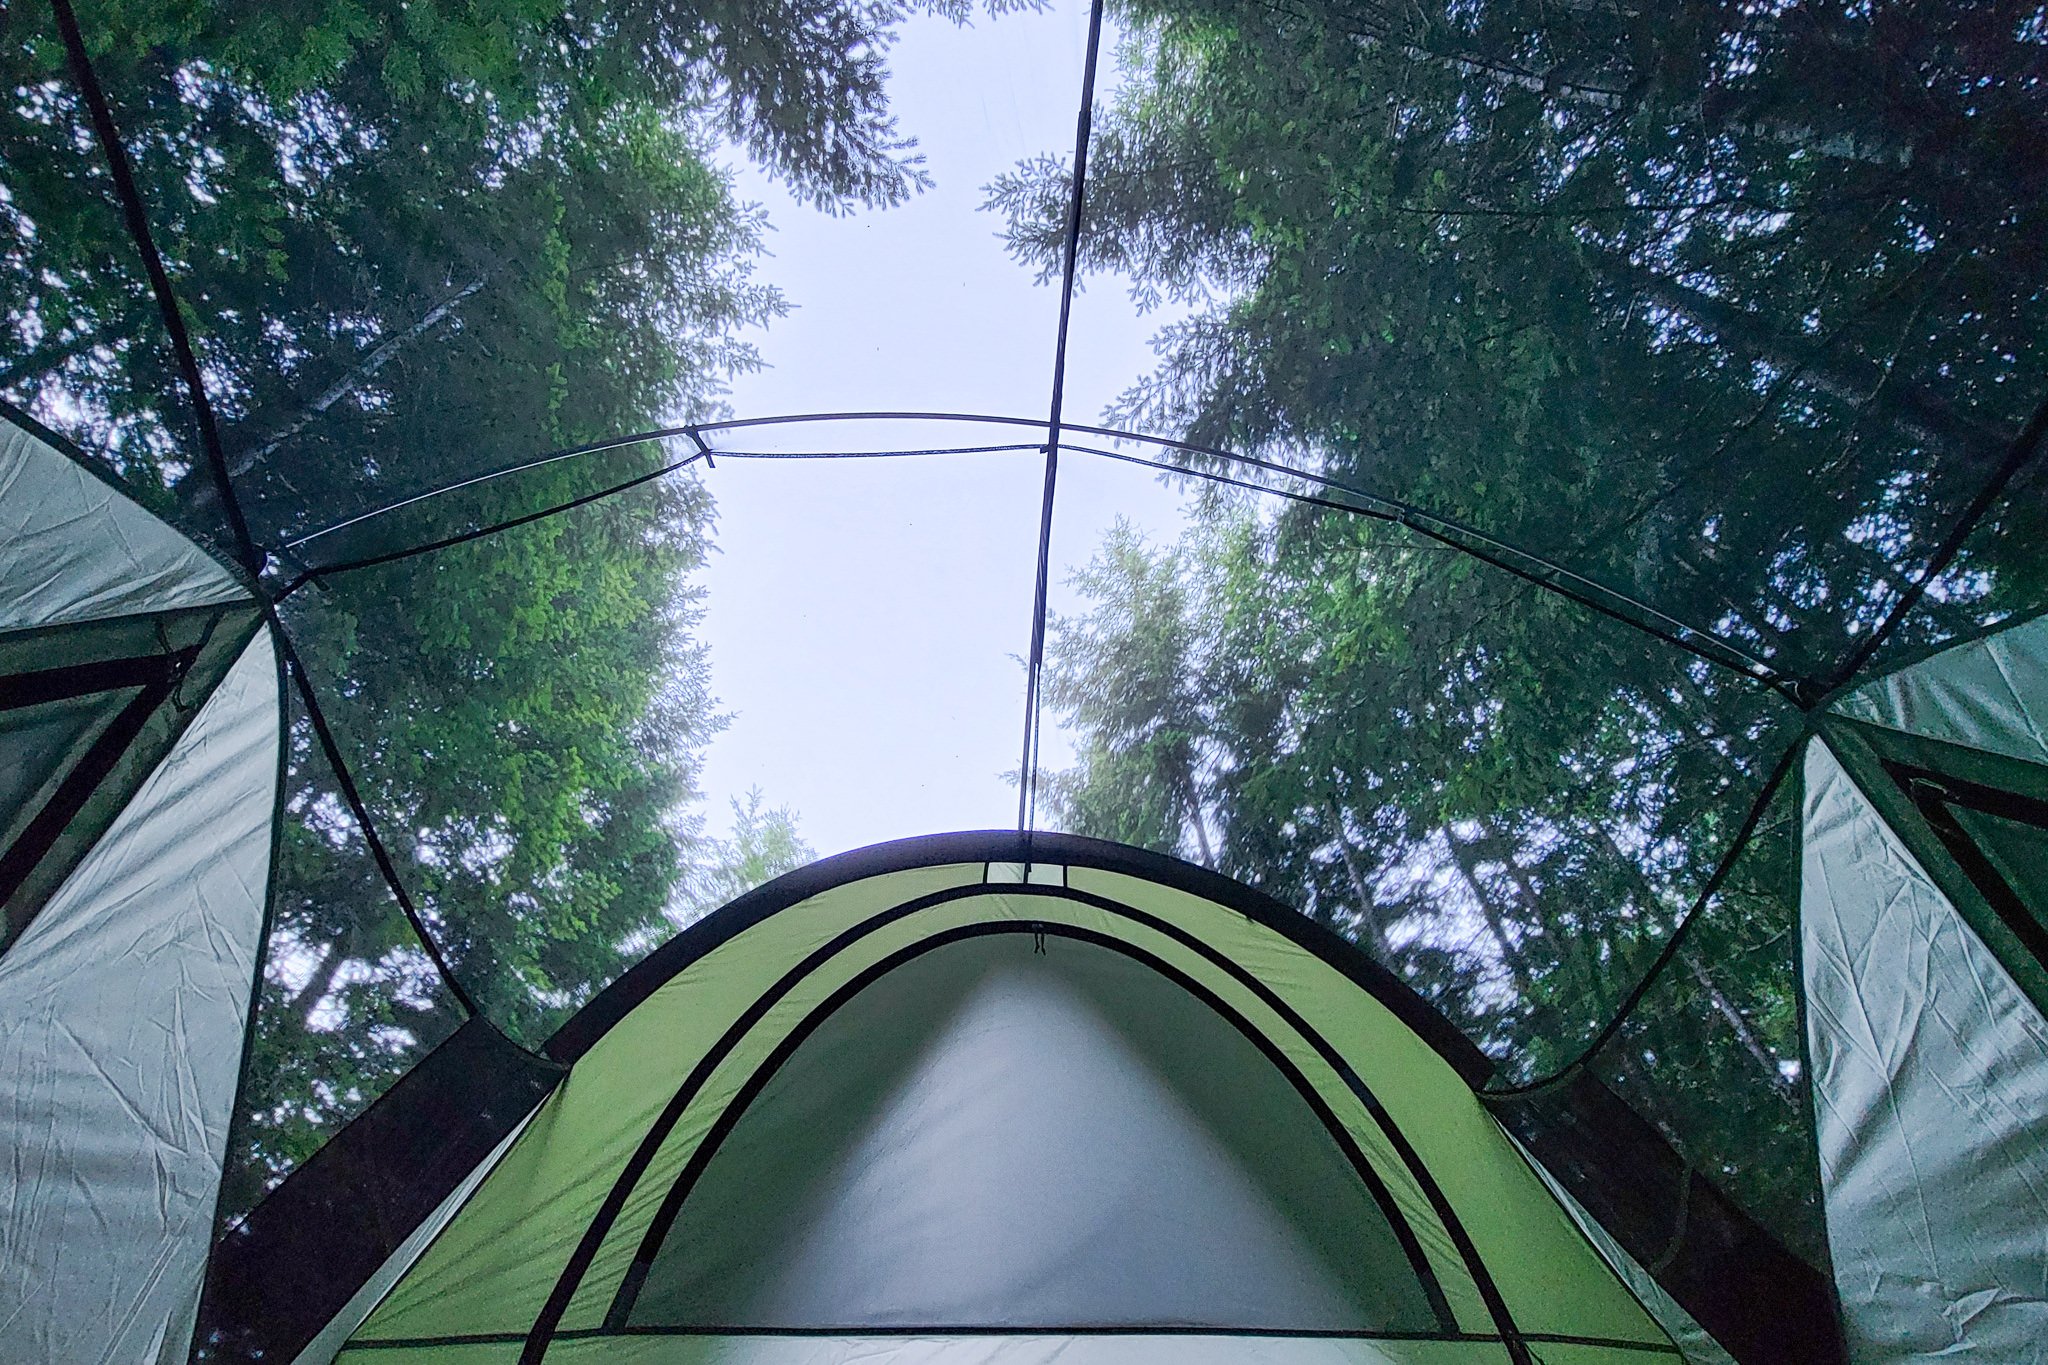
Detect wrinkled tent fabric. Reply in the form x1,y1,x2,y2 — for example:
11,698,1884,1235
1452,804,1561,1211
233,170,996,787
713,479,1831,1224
1834,616,2048,771
625,937,1440,1332
1801,744,2048,1357
0,415,246,633
0,409,277,1363
1800,615,2048,1357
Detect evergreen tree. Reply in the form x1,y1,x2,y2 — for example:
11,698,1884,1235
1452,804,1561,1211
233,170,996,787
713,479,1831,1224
5,0,1011,1208
1000,0,2048,1263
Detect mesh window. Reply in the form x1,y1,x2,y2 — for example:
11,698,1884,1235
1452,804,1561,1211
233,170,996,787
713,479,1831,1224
278,440,1043,1043
1874,732,2048,984
1489,1067,1842,1365
1036,450,1806,1081
1581,787,1825,1273
993,0,2048,687
196,1017,558,1364
0,605,259,944
271,474,711,1045
216,676,467,1223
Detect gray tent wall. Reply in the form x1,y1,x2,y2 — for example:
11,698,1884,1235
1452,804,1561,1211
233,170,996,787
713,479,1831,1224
1803,612,2048,1360
623,934,1444,1333
0,416,248,633
0,410,279,1363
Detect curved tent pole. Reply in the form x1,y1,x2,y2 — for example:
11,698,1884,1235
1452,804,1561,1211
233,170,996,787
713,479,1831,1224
49,0,265,578
1016,0,1110,839
1057,439,1792,689
1822,389,2048,693
274,410,1793,692
1478,737,1803,1099
270,445,1054,600
270,454,708,602
271,624,482,1019
280,425,710,554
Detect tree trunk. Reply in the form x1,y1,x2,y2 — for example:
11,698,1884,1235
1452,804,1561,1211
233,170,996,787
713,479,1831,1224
1325,798,1391,953
1610,260,2013,475
1187,799,1216,868
1591,824,1798,1103
1445,823,1540,999
228,275,490,480
287,930,355,1032
1682,951,1799,1102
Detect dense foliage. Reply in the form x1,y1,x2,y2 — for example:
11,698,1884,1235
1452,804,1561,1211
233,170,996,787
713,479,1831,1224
996,0,2048,1261
10,0,2045,1269
4,0,971,1210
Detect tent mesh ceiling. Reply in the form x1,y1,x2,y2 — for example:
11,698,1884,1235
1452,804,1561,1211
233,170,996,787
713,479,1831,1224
6,0,2047,1293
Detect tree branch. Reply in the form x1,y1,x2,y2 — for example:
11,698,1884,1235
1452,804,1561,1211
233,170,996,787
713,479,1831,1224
227,275,489,479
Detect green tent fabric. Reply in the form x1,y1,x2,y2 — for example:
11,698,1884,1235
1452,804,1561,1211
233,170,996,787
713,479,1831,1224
331,842,1678,1363
0,414,247,634
1832,616,2048,772
1800,614,2048,1356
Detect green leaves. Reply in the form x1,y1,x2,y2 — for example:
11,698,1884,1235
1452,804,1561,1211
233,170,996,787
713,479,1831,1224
0,0,991,1210
1013,0,2046,1261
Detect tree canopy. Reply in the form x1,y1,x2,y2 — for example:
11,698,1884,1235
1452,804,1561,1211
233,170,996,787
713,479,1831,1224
995,0,2048,1265
5,0,988,1213
10,0,2045,1274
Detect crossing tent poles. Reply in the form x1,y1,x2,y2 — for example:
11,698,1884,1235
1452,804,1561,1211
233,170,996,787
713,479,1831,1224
5,0,2048,1362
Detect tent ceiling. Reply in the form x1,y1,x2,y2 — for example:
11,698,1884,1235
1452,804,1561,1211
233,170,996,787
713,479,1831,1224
3,2,2046,1362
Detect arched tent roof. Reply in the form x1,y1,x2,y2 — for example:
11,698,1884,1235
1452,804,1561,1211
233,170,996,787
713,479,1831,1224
553,831,1490,1069
271,831,1687,1363
4,2,2048,1362
189,832,1834,1365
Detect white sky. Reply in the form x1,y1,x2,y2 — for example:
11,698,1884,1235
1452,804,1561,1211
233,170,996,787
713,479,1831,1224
693,2,1196,856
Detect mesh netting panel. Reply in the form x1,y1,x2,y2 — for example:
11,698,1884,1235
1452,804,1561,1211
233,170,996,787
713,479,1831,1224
274,469,713,1045
1953,803,2048,935
275,435,1046,1047
217,675,466,1225
198,1018,559,1364
1036,454,1805,1078
278,431,705,580
990,0,2048,690
1488,1068,1843,1363
9,0,1000,572
1859,452,2048,682
0,18,244,560
1581,780,1826,1268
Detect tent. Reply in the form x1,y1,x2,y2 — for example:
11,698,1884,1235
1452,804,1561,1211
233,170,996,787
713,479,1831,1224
5,1,2047,1362
6,400,2046,1360
257,833,1692,1364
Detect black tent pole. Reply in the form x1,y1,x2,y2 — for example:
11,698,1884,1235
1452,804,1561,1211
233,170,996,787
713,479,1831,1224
1018,0,1109,841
